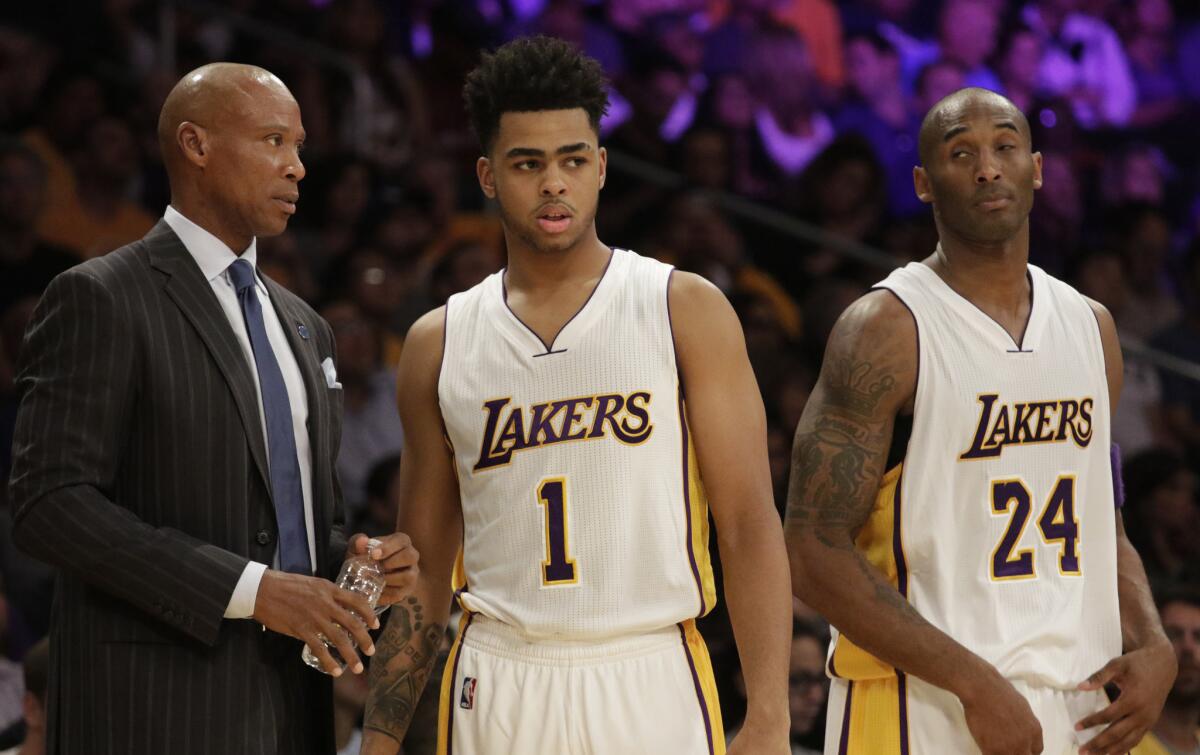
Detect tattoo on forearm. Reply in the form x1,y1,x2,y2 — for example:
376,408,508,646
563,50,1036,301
364,595,446,743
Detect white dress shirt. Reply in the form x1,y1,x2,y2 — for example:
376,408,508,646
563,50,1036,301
163,206,317,619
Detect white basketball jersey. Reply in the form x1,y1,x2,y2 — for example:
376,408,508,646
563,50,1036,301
828,261,1121,690
438,249,717,640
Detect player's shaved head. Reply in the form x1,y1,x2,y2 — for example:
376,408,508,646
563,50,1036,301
157,62,294,175
917,87,1030,167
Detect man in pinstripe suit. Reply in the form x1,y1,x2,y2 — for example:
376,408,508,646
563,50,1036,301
7,63,418,754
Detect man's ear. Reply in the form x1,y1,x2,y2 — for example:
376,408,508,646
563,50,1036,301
913,165,934,204
1032,151,1043,190
177,121,210,168
477,156,496,199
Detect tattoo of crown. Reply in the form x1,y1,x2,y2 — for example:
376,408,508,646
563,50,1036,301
830,358,895,414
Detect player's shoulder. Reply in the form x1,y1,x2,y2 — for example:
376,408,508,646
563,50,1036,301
820,289,919,405
831,288,918,350
406,305,447,354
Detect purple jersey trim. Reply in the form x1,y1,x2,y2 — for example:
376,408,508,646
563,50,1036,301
498,248,615,355
667,267,683,397
892,468,908,599
1111,443,1125,509
837,680,855,755
677,624,716,755
898,672,911,755
677,389,706,616
444,613,473,755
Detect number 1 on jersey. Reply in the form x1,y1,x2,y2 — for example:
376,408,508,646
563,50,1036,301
537,478,578,585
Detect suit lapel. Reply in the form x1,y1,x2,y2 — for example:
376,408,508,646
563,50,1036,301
145,221,273,499
263,276,331,567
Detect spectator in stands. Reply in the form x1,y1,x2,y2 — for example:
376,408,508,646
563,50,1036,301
746,28,835,179
913,58,967,116
35,115,155,259
1151,240,1200,457
352,455,401,540
428,239,501,308
1123,450,1200,587
1102,144,1169,209
1073,248,1167,458
793,136,887,280
787,620,830,755
321,0,430,171
0,140,76,309
1117,204,1180,342
18,66,106,237
1131,587,1200,755
883,0,1003,94
0,638,46,755
300,158,376,277
322,299,404,517
1119,0,1188,129
696,73,776,198
1021,0,1137,128
835,33,924,217
1028,150,1084,274
995,25,1044,114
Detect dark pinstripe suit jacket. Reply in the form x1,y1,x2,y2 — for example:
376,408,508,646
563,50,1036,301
8,221,348,755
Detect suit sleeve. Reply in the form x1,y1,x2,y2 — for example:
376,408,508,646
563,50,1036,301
8,269,247,646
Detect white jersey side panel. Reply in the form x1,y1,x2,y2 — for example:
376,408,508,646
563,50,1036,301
829,262,1121,690
438,249,716,640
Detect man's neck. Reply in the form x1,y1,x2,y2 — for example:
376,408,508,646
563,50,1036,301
1154,701,1200,750
503,231,611,295
927,222,1031,313
170,195,252,254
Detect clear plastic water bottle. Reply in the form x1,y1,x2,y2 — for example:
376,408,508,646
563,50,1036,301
302,538,386,674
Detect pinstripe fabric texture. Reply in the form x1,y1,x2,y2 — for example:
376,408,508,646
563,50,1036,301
8,221,348,755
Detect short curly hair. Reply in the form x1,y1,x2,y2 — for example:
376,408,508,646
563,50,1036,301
463,36,610,155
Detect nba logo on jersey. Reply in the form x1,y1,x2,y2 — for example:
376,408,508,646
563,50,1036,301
460,677,477,710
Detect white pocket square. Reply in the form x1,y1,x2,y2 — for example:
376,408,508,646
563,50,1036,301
320,357,342,389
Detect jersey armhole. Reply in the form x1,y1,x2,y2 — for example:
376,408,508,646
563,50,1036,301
870,285,921,470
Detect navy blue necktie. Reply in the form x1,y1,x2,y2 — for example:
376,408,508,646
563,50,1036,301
228,259,312,575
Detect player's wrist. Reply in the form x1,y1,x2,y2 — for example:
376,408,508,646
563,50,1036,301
741,700,791,732
948,659,1006,707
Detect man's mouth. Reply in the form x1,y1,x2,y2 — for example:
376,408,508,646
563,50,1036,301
976,194,1013,211
274,195,299,215
537,206,573,233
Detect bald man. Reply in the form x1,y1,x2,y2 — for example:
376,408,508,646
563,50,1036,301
8,63,417,755
784,88,1175,755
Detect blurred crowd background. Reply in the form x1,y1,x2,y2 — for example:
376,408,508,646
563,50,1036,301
0,0,1199,753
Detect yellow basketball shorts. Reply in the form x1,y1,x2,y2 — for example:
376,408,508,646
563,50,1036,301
825,674,1109,755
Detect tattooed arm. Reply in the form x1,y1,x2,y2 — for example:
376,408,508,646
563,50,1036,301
784,291,1044,755
361,308,462,755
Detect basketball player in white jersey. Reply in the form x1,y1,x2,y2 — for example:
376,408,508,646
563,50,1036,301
784,88,1177,755
361,36,791,755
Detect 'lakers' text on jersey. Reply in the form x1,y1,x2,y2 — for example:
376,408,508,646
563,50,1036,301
438,249,717,640
829,262,1121,691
